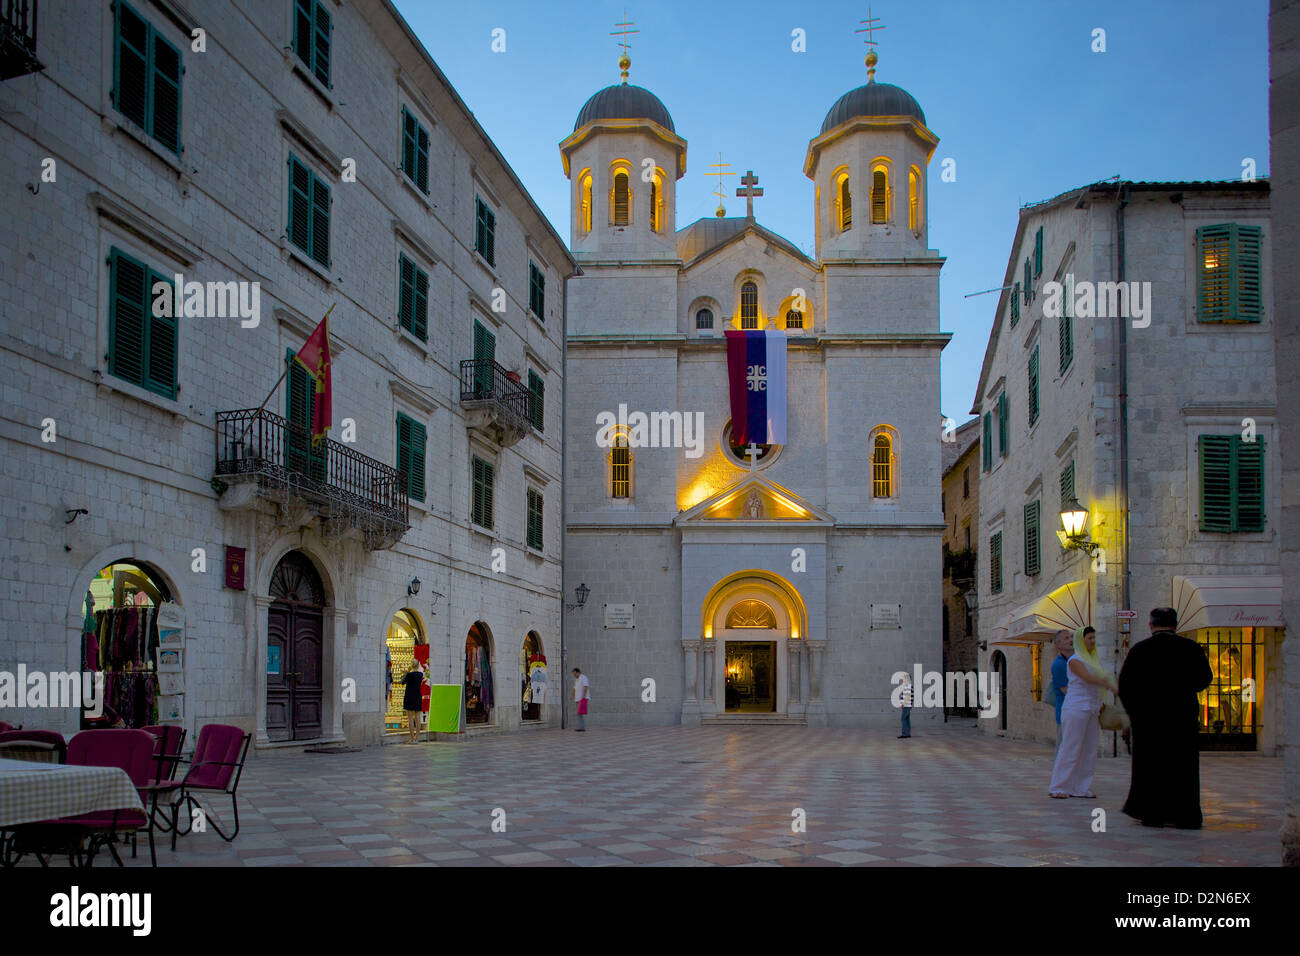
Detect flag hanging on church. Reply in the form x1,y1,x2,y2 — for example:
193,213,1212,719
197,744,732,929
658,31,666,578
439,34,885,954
725,328,787,446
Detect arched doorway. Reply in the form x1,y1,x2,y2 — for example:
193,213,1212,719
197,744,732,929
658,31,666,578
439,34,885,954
384,609,425,736
521,631,546,721
990,650,1008,732
266,551,325,741
82,560,176,730
464,622,494,725
702,576,800,716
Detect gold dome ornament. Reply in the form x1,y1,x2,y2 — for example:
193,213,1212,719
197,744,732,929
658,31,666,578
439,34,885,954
716,204,726,218
619,53,631,84
865,49,878,83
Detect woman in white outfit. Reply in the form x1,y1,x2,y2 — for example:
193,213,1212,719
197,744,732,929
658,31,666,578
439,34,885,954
1049,626,1117,798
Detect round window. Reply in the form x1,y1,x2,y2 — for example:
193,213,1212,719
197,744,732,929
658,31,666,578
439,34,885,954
722,420,780,468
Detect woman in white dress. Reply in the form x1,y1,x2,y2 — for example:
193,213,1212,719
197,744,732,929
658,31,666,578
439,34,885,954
1048,626,1117,798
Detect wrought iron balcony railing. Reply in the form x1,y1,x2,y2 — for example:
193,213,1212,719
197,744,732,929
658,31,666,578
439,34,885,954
1,0,43,80
459,359,533,441
214,408,409,548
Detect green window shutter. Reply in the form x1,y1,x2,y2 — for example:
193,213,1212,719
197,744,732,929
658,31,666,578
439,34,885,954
1058,305,1073,373
145,266,177,398
311,0,331,86
412,265,428,340
1197,224,1235,321
982,412,992,471
1024,501,1041,576
415,124,429,194
293,0,312,71
395,413,426,503
286,347,314,430
150,30,182,154
472,457,495,529
288,155,312,255
398,254,415,333
1023,259,1031,302
1060,460,1075,510
997,393,1008,457
1028,346,1040,425
310,171,330,267
108,249,148,387
1034,227,1043,278
527,489,544,550
471,457,484,525
396,413,412,499
528,370,544,431
1235,436,1265,532
529,262,545,318
1235,225,1262,322
1199,435,1233,532
401,108,416,184
1010,283,1020,327
113,3,149,131
990,532,1003,594
475,198,495,265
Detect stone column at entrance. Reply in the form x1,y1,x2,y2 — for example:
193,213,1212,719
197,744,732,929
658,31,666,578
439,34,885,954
701,640,714,705
806,640,827,726
254,595,272,746
788,640,802,707
681,639,701,724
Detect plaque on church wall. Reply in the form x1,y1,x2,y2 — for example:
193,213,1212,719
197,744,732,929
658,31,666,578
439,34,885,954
604,603,635,629
870,603,902,629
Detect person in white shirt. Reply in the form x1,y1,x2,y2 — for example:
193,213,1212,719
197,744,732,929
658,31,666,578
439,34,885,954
572,667,590,732
898,673,913,738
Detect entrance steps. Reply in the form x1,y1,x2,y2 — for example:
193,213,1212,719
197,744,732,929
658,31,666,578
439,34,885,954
700,713,808,727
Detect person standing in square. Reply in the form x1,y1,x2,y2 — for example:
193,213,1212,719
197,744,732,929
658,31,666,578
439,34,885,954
898,672,913,738
1050,630,1073,752
572,667,590,732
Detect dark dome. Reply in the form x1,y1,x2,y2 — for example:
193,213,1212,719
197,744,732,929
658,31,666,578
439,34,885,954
820,82,925,134
574,84,675,133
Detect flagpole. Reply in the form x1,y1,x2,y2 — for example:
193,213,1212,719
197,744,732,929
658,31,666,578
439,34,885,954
236,303,335,450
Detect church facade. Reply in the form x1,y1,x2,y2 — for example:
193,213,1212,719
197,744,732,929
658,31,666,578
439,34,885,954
561,55,950,727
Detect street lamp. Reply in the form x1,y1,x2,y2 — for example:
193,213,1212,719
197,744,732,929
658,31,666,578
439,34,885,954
407,577,421,597
566,582,590,611
1057,497,1100,555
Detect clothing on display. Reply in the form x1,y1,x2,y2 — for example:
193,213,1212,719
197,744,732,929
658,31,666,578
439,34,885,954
464,642,493,719
82,604,161,729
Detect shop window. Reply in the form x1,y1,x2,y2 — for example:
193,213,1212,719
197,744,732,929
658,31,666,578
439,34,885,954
521,631,547,721
1196,628,1263,750
464,623,493,724
384,610,425,735
83,562,175,730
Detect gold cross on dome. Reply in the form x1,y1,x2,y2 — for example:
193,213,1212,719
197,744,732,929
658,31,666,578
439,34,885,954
706,153,734,217
611,14,639,82
855,8,886,50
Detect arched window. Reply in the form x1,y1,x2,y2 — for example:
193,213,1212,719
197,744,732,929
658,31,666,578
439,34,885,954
871,166,889,224
740,281,758,329
612,170,630,226
872,432,894,497
835,172,852,231
610,431,632,498
696,308,714,330
785,309,803,329
579,171,593,234
725,600,778,629
649,171,664,233
908,167,921,231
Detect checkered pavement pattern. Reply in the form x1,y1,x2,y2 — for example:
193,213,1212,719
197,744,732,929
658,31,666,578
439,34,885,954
17,724,1279,866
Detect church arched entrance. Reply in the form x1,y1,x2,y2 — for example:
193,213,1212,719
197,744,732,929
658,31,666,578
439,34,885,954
266,551,325,741
464,622,494,725
703,575,801,717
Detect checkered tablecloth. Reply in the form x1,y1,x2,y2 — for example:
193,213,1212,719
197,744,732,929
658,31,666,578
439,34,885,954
0,758,143,827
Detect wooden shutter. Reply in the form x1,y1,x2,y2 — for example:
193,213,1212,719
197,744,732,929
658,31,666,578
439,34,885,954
1023,259,1031,302
528,370,544,431
1236,225,1262,322
982,412,992,471
1199,435,1233,532
990,532,1003,593
398,255,415,333
310,171,330,266
1060,460,1075,509
412,265,428,340
613,172,629,225
415,123,430,193
109,250,148,387
311,0,331,86
527,489,543,549
473,321,495,363
475,198,495,265
1059,305,1073,373
1010,283,1020,326
472,457,494,528
1236,437,1265,531
113,2,149,130
1034,226,1043,278
396,413,426,503
150,30,181,154
471,457,485,525
1028,347,1040,425
1197,224,1232,321
1024,501,1041,576
288,155,311,254
997,393,1008,457
145,266,177,398
396,413,412,498
401,108,417,183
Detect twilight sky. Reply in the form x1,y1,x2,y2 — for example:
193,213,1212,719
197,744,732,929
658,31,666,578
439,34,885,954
394,0,1270,422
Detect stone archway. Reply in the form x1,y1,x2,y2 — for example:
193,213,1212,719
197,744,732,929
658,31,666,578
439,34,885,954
464,621,495,725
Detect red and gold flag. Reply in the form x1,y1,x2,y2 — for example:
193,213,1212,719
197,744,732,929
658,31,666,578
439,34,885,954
294,305,333,441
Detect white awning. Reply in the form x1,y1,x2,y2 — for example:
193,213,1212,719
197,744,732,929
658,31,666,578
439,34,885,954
1172,575,1284,632
988,580,1091,646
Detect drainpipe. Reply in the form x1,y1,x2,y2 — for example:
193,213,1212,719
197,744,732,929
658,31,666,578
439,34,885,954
1115,184,1131,758
559,263,581,730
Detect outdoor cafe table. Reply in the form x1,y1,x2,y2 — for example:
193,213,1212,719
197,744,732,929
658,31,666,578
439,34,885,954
0,757,142,828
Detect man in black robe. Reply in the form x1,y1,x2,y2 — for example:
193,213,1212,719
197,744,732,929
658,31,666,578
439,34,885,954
1117,606,1214,828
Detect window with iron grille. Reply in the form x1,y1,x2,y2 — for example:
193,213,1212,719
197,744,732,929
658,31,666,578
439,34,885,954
1197,224,1263,322
400,106,430,194
611,436,630,498
398,253,428,341
1199,435,1265,532
292,0,331,87
471,456,494,529
785,310,803,329
872,434,893,497
475,196,495,266
287,153,331,267
526,488,543,550
112,1,182,155
108,247,177,399
740,282,758,329
529,262,545,319
695,308,714,330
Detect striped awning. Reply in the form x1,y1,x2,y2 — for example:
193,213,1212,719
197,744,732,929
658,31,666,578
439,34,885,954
1172,575,1283,633
988,580,1091,646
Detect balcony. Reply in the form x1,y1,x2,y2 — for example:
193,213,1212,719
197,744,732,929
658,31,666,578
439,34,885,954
214,408,409,550
944,547,976,588
459,359,532,447
1,0,43,80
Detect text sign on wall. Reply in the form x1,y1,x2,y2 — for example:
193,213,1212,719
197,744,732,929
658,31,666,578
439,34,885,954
604,603,635,629
870,603,902,629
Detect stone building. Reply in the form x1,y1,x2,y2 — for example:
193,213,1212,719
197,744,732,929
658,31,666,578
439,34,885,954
0,0,571,747
941,417,980,711
971,180,1282,752
561,51,949,727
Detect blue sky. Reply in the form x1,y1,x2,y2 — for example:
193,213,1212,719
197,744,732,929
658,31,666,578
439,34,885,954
395,0,1269,421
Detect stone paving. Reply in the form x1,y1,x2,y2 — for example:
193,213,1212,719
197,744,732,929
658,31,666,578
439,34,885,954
28,723,1284,866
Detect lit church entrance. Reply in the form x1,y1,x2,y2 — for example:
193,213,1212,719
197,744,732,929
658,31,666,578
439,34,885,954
725,641,776,712
708,586,795,717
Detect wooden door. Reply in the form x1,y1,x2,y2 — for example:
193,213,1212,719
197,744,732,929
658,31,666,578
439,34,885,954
268,552,325,741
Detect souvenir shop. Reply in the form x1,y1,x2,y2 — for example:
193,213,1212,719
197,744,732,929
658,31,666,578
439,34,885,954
384,609,426,734
464,623,494,725
520,631,546,721
81,562,184,730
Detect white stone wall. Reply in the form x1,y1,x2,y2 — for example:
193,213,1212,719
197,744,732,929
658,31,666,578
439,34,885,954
0,0,568,747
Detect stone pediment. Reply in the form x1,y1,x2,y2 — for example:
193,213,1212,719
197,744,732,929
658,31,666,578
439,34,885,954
675,475,834,526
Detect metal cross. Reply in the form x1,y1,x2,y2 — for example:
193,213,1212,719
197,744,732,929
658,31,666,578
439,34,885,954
745,443,763,470
706,153,734,216
855,8,886,50
610,15,639,55
736,170,763,220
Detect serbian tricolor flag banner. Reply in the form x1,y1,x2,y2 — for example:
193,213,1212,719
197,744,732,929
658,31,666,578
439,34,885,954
725,328,787,446
294,304,333,441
